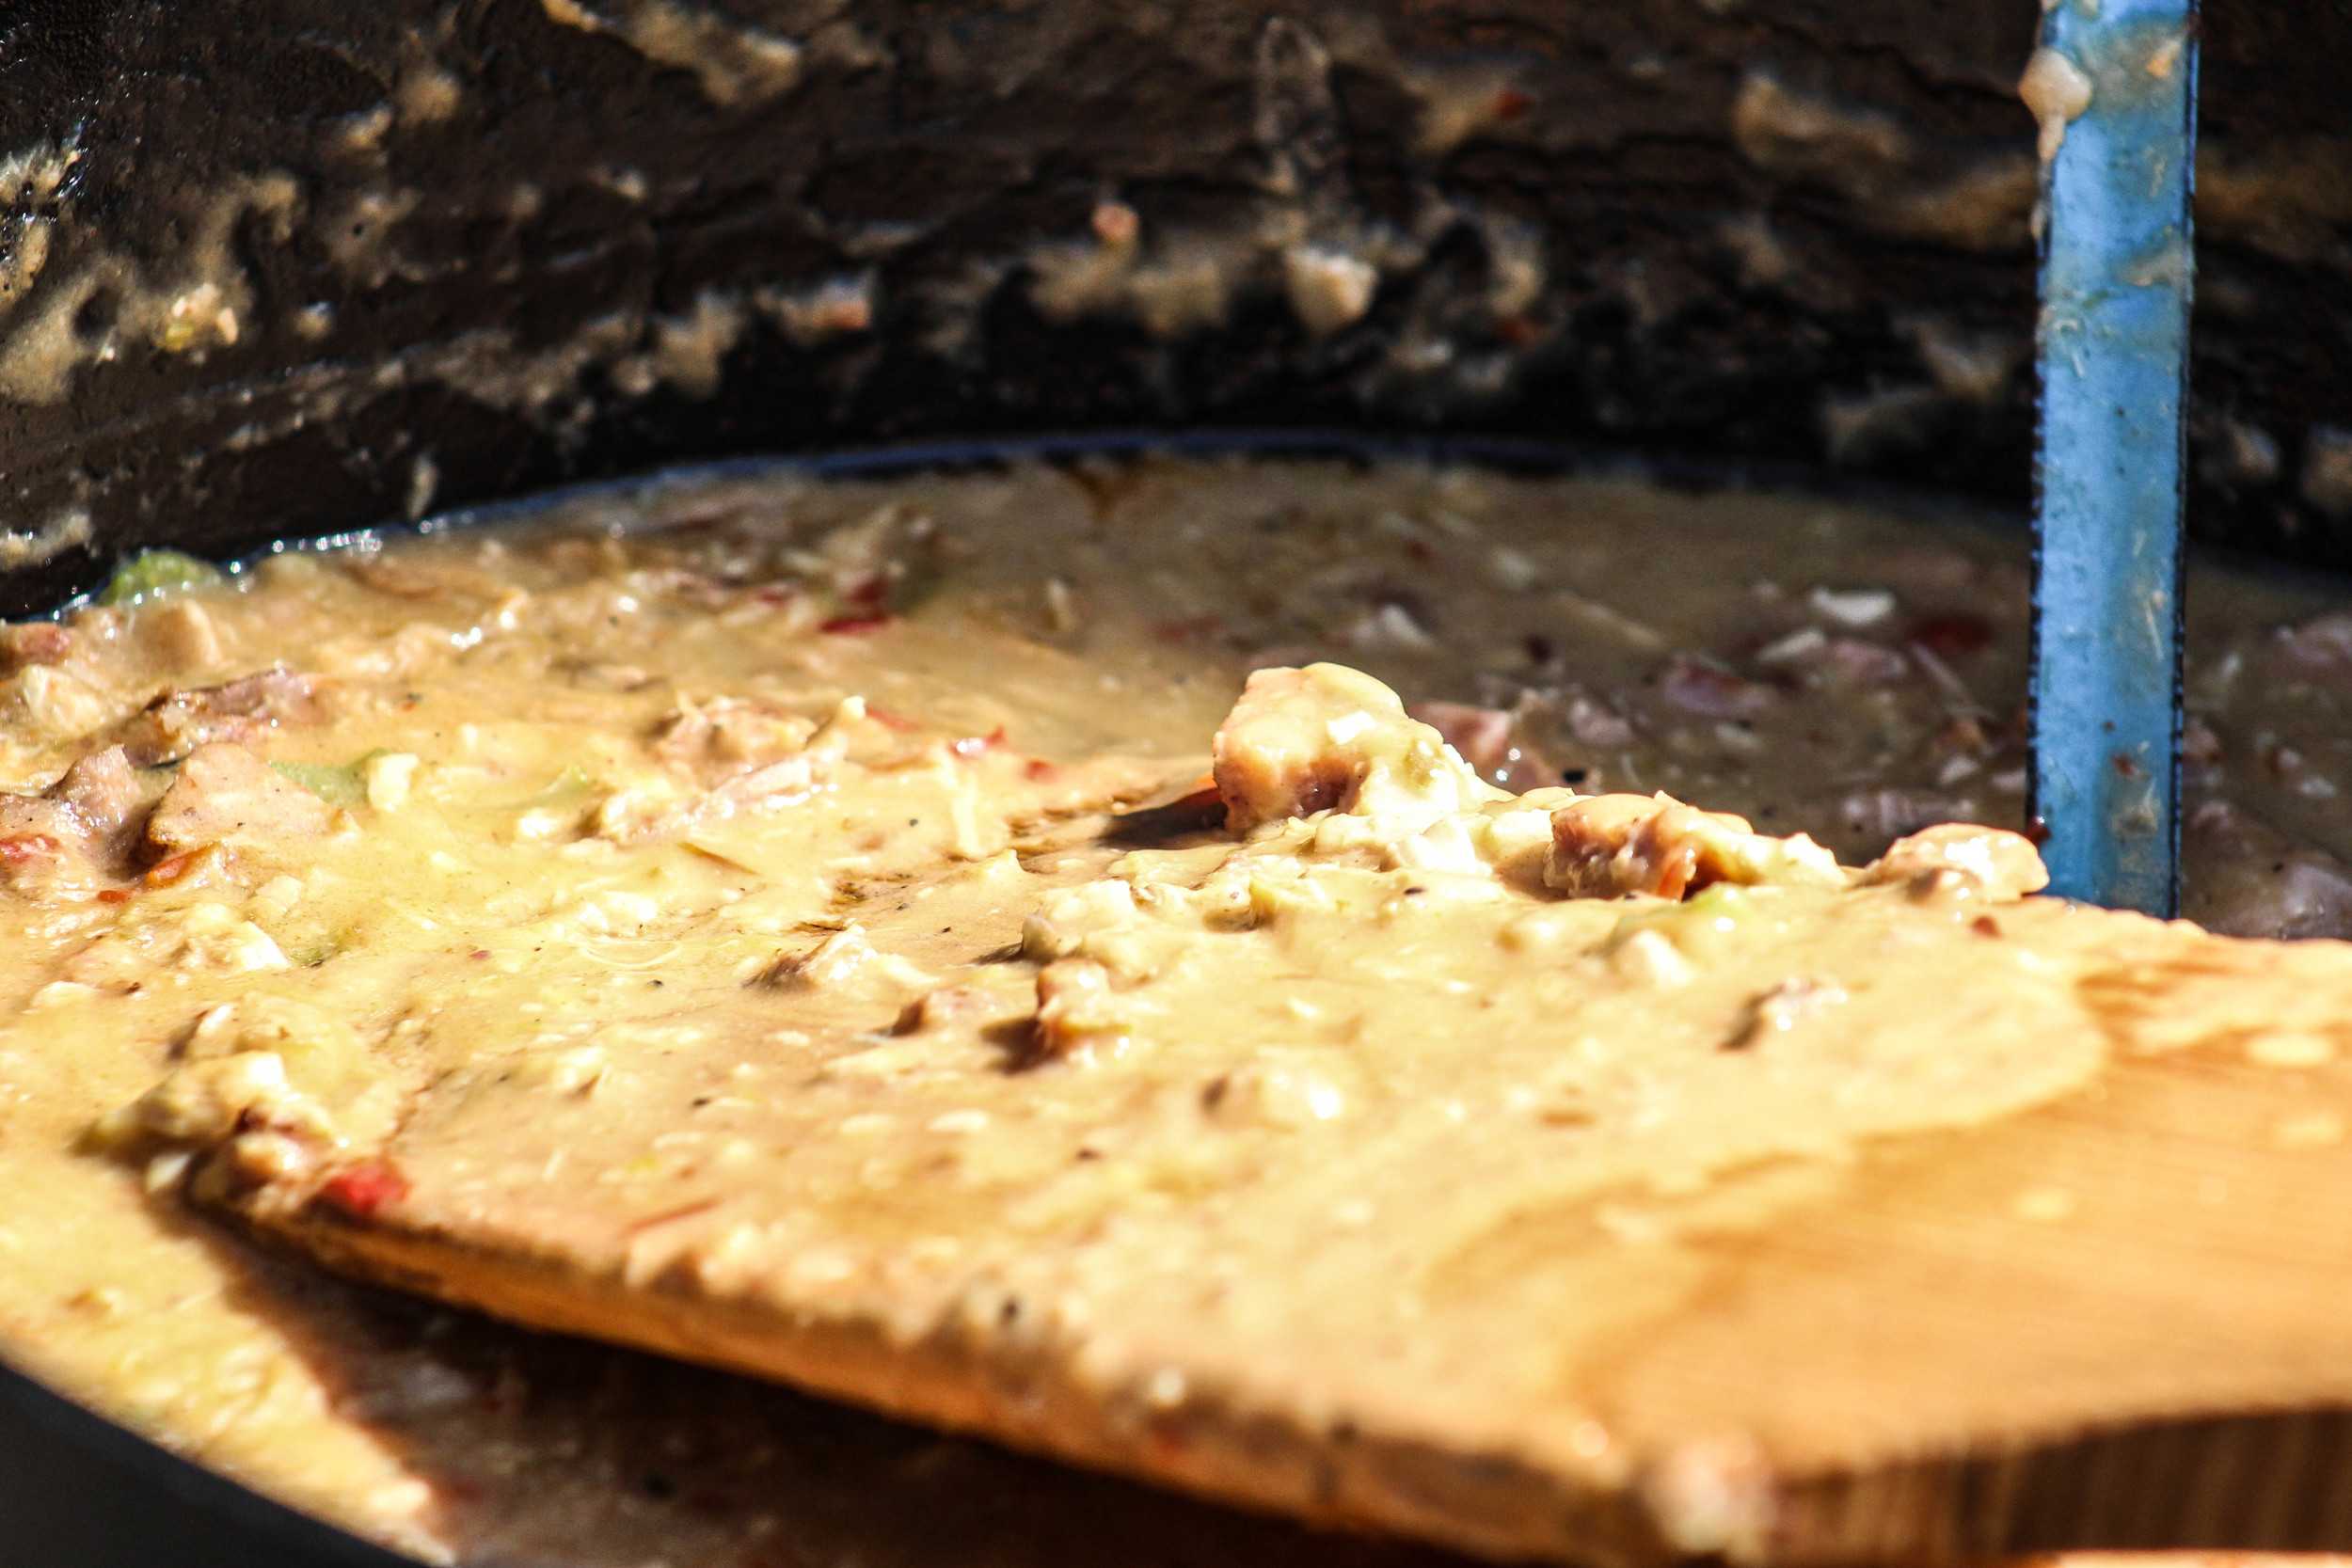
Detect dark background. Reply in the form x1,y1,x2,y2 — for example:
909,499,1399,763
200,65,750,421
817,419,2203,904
1,0,2347,617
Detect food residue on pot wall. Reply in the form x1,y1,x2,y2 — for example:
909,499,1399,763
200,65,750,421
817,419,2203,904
323,186,422,289
2301,429,2352,519
611,293,746,400
396,65,464,125
0,139,79,318
533,0,884,109
0,1,2343,563
538,0,804,107
1731,73,1912,184
756,273,876,345
1404,60,1535,156
0,508,90,570
0,173,298,403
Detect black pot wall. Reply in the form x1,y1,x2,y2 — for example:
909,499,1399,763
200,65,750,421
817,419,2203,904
0,0,2347,616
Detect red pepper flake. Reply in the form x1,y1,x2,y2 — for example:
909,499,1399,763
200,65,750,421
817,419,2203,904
1024,758,1059,782
0,832,61,866
1906,612,1994,658
950,726,1008,759
1972,914,2003,938
96,888,133,905
1491,86,1532,121
144,846,216,888
845,575,890,608
318,1161,410,1219
752,584,798,607
819,614,893,636
865,704,919,732
469,947,492,960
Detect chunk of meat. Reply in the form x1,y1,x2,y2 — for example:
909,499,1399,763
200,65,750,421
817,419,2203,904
1564,691,1635,749
650,697,816,772
1215,669,1365,832
1031,958,1126,1062
51,748,144,838
138,600,225,670
1860,823,2048,902
2272,610,2352,674
1406,702,1558,791
0,622,72,673
0,747,147,890
110,668,330,766
1816,638,1909,687
147,743,336,854
1546,793,1842,900
1213,664,1497,834
342,555,513,603
2183,800,2352,940
1658,655,1777,719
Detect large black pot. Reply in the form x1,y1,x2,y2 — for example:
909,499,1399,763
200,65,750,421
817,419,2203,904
3,2,2349,1562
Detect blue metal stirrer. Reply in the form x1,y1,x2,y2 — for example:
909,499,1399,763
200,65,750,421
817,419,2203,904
2026,0,2201,914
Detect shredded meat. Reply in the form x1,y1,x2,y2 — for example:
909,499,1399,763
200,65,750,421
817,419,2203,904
650,698,816,772
1546,793,1841,900
2183,800,2352,940
0,622,72,673
342,555,514,603
51,749,144,839
146,743,336,854
2273,610,2352,673
1563,691,1635,749
1658,655,1777,719
110,668,329,767
1407,702,1558,791
1815,638,1909,687
0,748,147,890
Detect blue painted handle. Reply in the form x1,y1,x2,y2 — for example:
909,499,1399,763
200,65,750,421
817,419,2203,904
2027,0,2200,915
